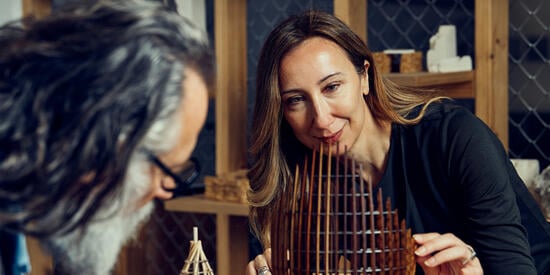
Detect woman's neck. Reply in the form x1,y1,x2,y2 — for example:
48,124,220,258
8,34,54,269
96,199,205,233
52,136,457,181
347,117,392,186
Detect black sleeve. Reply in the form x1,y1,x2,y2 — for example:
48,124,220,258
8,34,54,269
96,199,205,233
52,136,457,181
441,108,538,274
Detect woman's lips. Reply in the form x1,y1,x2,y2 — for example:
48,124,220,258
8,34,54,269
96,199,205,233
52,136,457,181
318,129,343,144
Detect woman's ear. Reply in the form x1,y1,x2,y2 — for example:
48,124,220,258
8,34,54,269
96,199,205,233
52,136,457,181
362,60,370,96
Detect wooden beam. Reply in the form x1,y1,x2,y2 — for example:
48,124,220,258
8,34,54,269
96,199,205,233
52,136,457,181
214,0,247,175
333,0,367,42
22,0,51,19
475,0,509,149
26,237,53,275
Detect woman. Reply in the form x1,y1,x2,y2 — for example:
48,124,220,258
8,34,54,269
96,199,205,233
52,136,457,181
246,10,550,275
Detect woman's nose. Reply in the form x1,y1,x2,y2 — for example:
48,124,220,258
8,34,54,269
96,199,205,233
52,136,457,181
311,98,333,129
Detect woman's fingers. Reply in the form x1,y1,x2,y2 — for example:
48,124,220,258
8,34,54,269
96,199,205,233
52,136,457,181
245,249,272,275
413,232,482,274
245,261,256,275
420,244,474,267
413,233,463,257
264,248,272,267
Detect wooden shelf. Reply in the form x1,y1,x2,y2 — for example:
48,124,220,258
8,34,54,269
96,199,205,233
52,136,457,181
383,71,475,99
164,195,248,216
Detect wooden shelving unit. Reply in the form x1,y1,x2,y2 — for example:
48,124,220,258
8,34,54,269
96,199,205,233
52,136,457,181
384,71,475,99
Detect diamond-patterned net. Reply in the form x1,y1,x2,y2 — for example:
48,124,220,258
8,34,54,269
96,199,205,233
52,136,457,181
367,0,474,63
509,0,550,168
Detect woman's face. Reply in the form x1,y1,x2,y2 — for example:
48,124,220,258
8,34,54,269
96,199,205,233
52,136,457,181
279,37,370,155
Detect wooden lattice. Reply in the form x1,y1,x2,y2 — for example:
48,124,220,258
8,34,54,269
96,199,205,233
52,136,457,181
271,145,416,274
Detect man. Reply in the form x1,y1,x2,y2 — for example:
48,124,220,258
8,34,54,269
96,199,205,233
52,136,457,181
0,0,215,274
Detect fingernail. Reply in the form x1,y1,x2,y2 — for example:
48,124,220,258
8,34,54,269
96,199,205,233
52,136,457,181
414,246,425,255
425,257,436,267
412,234,420,241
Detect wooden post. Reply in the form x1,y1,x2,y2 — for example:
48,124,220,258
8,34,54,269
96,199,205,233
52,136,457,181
215,0,248,175
22,0,51,19
333,0,367,42
475,0,509,149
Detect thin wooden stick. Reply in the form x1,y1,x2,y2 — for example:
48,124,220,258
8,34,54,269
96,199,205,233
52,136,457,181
289,163,299,272
351,158,358,275
400,220,407,272
297,155,308,272
386,199,394,275
359,164,368,272
343,148,348,273
316,145,323,273
325,144,331,275
333,144,340,271
377,190,386,275
193,227,198,274
306,149,316,274
394,212,401,271
367,169,375,274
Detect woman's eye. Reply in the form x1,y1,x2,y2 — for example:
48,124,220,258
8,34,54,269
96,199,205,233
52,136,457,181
324,83,340,93
284,96,304,106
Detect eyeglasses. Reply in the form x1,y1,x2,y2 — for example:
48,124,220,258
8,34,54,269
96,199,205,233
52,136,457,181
145,151,202,198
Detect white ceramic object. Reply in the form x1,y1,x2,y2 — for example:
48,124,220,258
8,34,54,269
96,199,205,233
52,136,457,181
427,25,472,73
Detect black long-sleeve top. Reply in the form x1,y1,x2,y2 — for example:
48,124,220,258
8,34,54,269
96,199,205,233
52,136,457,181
378,101,550,274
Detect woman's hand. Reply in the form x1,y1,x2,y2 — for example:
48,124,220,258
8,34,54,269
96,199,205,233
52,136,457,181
246,248,272,275
413,233,483,275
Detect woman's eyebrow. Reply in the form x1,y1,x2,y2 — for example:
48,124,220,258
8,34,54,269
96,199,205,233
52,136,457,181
281,72,344,95
317,72,342,85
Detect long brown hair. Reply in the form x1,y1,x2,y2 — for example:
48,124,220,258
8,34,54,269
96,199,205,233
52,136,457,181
248,10,442,247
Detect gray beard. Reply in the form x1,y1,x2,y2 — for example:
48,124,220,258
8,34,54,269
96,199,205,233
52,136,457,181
42,159,154,275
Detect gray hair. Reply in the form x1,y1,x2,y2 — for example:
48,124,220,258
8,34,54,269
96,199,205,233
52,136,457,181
0,0,215,236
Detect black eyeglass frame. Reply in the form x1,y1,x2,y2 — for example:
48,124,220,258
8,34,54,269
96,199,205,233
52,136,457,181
144,150,201,197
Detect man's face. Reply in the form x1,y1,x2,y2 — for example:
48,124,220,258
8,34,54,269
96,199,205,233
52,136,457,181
145,68,210,202
43,68,209,274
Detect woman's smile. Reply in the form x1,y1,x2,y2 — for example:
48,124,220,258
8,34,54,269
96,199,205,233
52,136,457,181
316,127,344,144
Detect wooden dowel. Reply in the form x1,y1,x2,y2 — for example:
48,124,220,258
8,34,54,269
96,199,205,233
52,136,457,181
359,164,367,271
394,211,401,272
333,143,340,271
377,190,386,275
367,170,375,274
351,158,358,275
290,163,300,272
316,145,323,273
325,144,331,274
270,191,284,272
297,155,308,272
343,150,348,273
306,149,316,274
386,199,394,275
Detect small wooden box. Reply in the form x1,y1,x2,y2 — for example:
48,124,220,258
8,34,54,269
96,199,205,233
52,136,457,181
204,169,249,204
400,51,423,73
373,51,391,74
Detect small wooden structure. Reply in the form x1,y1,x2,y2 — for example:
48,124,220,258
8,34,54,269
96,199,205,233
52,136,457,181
180,227,214,275
271,145,416,274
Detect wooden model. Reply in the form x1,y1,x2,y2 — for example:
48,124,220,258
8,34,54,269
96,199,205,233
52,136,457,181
180,227,214,275
271,145,416,274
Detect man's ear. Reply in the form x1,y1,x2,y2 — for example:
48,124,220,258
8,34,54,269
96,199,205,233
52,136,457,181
362,60,370,96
